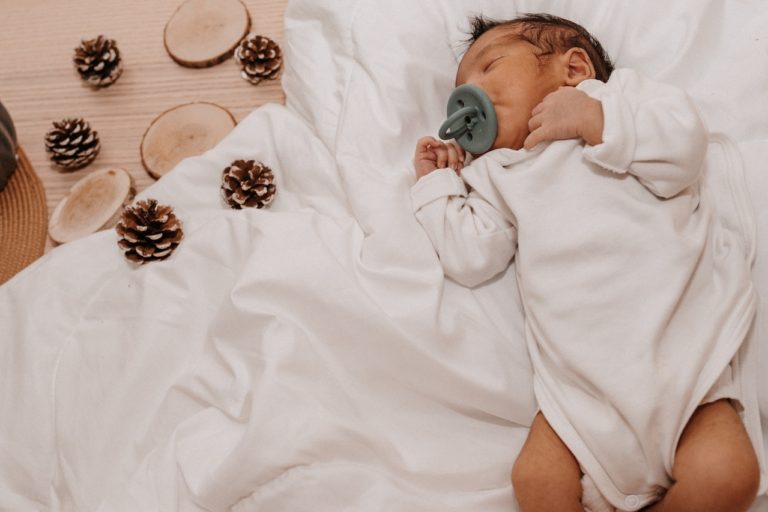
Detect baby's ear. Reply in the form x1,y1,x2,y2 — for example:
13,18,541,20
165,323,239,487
563,48,596,85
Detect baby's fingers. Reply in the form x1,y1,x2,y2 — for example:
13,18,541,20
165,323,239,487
524,126,548,150
531,101,545,117
415,136,466,171
528,112,543,133
446,143,462,172
415,136,440,154
428,142,447,169
451,142,466,165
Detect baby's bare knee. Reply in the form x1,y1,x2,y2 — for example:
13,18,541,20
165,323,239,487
674,437,760,511
511,413,584,510
702,453,760,511
511,454,540,491
511,448,582,499
730,463,760,510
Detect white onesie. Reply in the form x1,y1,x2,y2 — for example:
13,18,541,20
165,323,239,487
411,69,758,510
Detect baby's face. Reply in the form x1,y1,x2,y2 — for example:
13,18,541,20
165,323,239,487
456,26,565,152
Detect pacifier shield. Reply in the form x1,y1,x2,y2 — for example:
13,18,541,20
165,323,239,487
438,84,498,154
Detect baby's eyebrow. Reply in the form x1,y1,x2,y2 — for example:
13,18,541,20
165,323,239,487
473,35,522,63
474,43,506,62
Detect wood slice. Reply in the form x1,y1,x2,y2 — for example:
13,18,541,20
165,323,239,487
140,102,236,179
164,0,251,68
49,167,135,244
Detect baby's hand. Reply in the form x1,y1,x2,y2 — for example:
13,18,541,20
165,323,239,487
414,136,466,180
524,87,604,150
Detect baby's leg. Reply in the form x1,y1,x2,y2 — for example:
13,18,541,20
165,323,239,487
512,411,584,512
644,398,760,512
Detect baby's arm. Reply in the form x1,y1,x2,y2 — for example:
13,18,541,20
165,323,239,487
578,69,708,199
411,155,517,287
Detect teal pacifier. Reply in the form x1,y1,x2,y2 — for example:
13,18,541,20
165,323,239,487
438,84,498,154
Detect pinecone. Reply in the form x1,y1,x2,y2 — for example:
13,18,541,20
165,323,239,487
73,35,123,88
234,34,283,85
115,199,184,264
221,159,276,209
44,118,100,170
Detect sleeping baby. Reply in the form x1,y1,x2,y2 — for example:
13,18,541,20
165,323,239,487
411,13,762,512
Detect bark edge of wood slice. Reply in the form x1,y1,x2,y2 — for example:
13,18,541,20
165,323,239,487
164,0,251,68
49,167,135,244
140,102,237,179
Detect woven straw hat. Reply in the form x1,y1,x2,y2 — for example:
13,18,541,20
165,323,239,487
0,146,48,285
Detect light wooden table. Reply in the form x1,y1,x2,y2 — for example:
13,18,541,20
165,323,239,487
0,0,288,251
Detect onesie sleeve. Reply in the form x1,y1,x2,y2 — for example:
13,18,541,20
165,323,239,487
410,168,517,288
578,68,708,199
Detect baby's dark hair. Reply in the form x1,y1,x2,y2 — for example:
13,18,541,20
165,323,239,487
465,13,614,82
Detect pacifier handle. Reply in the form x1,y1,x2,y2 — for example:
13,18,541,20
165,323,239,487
438,106,479,141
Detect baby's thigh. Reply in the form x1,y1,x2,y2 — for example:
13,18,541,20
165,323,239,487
512,412,582,492
671,399,760,507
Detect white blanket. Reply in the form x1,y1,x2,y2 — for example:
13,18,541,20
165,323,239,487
2,1,768,511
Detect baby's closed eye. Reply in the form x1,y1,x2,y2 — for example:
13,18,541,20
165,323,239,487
484,56,506,72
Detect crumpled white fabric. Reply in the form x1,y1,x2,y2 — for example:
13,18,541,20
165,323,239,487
2,1,768,511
